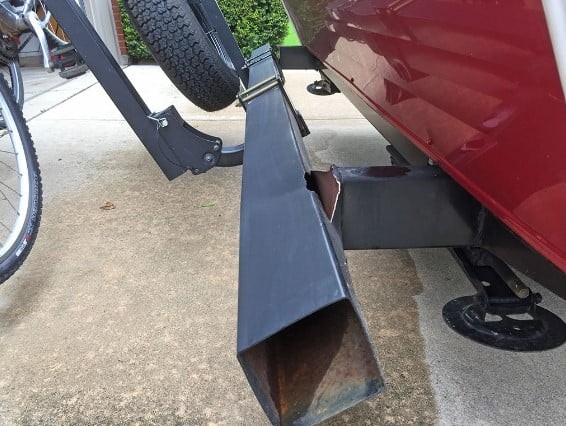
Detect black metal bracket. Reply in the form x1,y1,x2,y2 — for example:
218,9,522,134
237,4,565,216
311,165,484,250
189,0,249,87
43,0,242,179
443,248,566,351
277,46,322,70
148,106,222,174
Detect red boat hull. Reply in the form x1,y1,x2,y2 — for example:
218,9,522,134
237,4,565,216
284,0,566,278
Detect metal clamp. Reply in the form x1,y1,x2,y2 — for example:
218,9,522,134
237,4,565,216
147,106,222,176
147,113,169,128
237,66,309,137
237,74,282,106
239,46,310,137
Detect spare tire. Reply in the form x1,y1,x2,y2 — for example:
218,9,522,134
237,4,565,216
123,0,240,111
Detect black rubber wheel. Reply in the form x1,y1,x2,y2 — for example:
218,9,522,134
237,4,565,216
124,0,239,111
0,75,42,284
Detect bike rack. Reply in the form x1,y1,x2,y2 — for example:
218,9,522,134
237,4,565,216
43,0,245,179
41,1,322,179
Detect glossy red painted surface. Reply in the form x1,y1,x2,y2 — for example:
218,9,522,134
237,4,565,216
283,0,566,276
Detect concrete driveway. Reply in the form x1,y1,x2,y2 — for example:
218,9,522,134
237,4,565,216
0,66,563,425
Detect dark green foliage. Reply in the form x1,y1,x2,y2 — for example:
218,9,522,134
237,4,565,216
118,0,288,60
117,0,152,61
217,0,289,57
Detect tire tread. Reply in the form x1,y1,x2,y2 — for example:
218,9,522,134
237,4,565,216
124,0,239,111
0,74,42,284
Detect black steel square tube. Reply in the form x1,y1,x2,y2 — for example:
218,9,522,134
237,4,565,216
238,46,384,425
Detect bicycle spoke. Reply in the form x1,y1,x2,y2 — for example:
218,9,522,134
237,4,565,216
0,221,10,232
0,159,22,175
0,188,19,213
0,180,22,196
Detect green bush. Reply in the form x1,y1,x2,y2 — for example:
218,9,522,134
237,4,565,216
117,0,152,61
218,0,289,57
118,0,288,60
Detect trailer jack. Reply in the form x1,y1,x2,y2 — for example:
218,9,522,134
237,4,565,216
444,248,566,351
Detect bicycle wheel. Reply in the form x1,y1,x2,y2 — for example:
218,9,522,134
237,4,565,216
0,74,41,284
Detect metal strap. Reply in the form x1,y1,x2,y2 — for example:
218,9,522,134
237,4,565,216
237,74,282,106
245,48,272,68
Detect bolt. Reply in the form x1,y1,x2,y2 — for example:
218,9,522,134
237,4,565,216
213,143,221,152
204,153,215,163
159,118,169,128
509,277,530,299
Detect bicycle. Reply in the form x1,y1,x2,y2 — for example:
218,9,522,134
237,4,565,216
0,0,86,282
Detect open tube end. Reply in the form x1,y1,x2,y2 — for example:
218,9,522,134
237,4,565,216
239,300,384,425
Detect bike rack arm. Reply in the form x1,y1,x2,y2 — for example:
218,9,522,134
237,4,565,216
43,0,242,179
192,0,249,87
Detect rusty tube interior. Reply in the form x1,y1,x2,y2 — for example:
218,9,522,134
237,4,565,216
239,300,384,425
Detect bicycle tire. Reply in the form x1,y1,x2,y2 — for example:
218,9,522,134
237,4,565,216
123,0,239,112
0,74,42,284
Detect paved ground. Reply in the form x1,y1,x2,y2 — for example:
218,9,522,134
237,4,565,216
0,66,563,425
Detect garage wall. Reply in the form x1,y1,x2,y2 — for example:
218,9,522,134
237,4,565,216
21,0,129,66
82,0,127,64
